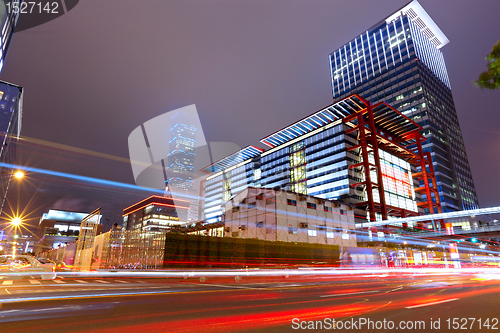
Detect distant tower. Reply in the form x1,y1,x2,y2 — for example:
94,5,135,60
328,0,478,212
163,112,199,222
165,113,196,191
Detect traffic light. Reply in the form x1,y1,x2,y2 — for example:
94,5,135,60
470,238,478,243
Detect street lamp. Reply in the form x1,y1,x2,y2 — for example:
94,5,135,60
11,217,22,227
0,170,24,217
10,218,22,258
0,170,24,178
0,171,24,216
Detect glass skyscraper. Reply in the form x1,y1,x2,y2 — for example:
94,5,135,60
0,81,23,216
165,113,197,192
163,111,199,222
0,1,22,216
0,0,21,73
328,0,478,212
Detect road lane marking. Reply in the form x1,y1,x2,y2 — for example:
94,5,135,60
320,290,380,297
95,280,110,283
2,280,13,286
75,280,88,284
405,298,460,309
115,280,129,283
197,283,263,290
53,279,65,284
135,280,147,283
29,280,41,285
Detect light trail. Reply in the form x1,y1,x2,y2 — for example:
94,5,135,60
0,162,164,195
356,206,500,228
51,267,500,279
319,290,380,297
405,298,460,309
0,289,178,303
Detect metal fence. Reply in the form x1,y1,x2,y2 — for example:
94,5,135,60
97,230,166,269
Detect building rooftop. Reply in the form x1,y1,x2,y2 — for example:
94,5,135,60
123,195,189,216
40,210,91,224
200,145,264,175
260,95,369,148
384,0,449,49
261,94,421,149
201,93,424,175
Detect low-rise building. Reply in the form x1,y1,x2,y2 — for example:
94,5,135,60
223,187,357,247
123,195,189,233
35,210,102,253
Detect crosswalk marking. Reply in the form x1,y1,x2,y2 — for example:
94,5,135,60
0,278,152,286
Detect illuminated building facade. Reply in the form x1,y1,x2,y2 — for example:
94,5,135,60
0,81,22,216
165,113,197,191
0,0,21,73
34,209,101,253
0,1,22,216
123,195,189,233
328,0,478,212
223,187,356,246
164,112,200,222
202,146,263,222
203,94,440,226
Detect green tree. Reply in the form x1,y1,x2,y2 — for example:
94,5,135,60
475,40,500,90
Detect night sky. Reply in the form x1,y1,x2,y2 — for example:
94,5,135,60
0,0,498,230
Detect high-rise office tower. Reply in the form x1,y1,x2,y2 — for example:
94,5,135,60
163,111,199,222
0,81,22,216
328,0,478,212
165,113,197,191
0,0,21,73
0,2,23,216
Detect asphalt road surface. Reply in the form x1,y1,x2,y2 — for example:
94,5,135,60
1,269,499,332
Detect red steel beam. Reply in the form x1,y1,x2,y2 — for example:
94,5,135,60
356,112,376,222
416,136,435,216
367,102,388,221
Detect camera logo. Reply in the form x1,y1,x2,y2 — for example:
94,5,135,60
128,104,239,222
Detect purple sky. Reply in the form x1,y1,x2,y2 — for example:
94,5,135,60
0,0,498,229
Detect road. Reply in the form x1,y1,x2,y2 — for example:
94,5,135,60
1,269,499,332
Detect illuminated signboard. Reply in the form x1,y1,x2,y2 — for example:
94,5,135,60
369,150,417,212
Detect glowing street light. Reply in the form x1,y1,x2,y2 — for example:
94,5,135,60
14,171,24,179
10,218,23,258
11,217,22,226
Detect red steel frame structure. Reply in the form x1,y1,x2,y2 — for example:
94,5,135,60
343,94,442,229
